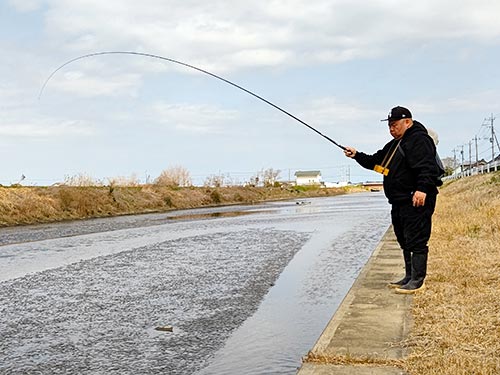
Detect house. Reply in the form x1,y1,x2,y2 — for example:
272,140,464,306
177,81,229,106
452,159,488,174
294,170,322,186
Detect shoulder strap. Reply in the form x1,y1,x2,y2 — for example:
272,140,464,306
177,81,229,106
380,139,402,169
397,143,405,158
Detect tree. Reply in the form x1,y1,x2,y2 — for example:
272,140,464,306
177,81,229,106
107,174,140,187
204,173,226,188
64,173,102,186
247,172,261,187
155,166,192,187
262,168,281,187
245,168,281,187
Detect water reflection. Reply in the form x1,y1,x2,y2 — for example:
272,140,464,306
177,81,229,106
166,210,270,221
198,193,390,374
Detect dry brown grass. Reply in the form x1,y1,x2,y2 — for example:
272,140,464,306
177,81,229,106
0,184,357,227
305,352,404,368
403,172,500,375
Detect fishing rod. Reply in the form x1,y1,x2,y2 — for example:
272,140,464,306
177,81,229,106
39,51,346,150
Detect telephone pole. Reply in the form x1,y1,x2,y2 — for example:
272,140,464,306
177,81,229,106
460,145,464,172
452,148,457,171
468,141,472,169
485,113,496,162
474,136,479,167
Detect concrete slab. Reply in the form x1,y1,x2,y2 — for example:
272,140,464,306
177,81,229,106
299,363,406,375
298,228,411,374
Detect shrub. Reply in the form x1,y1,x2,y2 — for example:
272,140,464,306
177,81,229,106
210,189,222,204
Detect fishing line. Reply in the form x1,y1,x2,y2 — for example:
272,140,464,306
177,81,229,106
39,51,346,150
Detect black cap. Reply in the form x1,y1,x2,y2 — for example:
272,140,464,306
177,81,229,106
381,106,412,122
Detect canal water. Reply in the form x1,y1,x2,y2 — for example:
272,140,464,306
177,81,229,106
0,192,390,374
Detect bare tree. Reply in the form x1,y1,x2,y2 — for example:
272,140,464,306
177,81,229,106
64,173,102,186
155,166,192,187
247,172,261,187
107,174,141,187
262,168,281,187
204,173,226,187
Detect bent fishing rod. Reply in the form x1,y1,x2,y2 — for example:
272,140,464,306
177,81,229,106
39,51,346,150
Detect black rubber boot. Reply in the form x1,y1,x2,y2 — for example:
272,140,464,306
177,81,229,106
388,250,412,289
395,252,427,294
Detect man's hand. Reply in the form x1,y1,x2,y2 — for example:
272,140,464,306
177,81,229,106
413,191,427,207
344,147,356,158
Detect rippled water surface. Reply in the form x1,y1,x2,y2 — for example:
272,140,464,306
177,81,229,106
0,192,390,374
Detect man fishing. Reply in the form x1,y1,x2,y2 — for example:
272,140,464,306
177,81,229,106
40,56,438,294
344,106,440,294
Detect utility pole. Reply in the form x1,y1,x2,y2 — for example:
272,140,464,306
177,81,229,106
485,113,496,162
474,136,479,167
468,141,472,169
452,148,457,171
460,145,464,172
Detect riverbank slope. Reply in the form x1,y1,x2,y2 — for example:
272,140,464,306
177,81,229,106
300,172,500,374
0,184,364,227
405,172,500,374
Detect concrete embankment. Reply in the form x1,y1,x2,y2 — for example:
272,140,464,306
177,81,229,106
298,228,410,375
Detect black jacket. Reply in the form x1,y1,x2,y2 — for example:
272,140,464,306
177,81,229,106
354,121,439,204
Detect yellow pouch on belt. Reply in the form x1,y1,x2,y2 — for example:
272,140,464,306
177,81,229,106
373,164,389,176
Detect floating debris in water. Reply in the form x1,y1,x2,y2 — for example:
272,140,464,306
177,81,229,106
155,325,173,332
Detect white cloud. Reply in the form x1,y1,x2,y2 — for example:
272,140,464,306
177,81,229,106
408,90,500,115
37,0,500,73
299,97,379,125
0,85,97,138
0,85,29,110
7,0,43,12
46,70,142,97
295,96,388,146
0,120,96,138
229,49,292,68
151,102,239,134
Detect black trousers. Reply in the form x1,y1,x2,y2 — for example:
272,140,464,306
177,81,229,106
391,194,437,255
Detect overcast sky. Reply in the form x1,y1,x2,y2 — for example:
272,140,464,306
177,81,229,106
1,0,500,185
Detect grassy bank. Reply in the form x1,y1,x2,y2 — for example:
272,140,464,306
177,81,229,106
404,172,500,374
0,184,360,227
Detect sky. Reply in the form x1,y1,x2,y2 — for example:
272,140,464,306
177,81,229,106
1,0,500,186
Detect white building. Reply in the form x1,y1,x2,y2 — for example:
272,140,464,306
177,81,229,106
323,181,349,188
294,170,322,186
